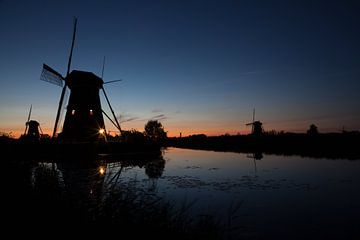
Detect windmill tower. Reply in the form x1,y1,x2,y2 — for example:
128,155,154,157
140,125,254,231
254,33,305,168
61,70,105,140
245,108,263,135
40,18,122,141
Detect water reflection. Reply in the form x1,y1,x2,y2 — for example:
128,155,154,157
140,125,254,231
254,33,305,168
56,160,106,205
31,162,63,196
26,154,167,227
99,166,105,175
145,157,166,179
247,152,263,173
9,148,360,238
30,155,166,203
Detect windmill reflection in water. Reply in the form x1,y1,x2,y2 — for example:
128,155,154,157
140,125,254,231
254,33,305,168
30,155,166,206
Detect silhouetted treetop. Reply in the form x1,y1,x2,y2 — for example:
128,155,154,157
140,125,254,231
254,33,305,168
307,124,319,135
144,120,167,141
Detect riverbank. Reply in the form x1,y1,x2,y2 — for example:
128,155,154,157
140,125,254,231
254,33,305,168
0,136,162,161
166,132,360,160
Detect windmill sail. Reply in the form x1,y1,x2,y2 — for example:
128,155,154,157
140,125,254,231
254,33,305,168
102,86,122,134
58,88,69,132
40,64,64,87
100,55,122,135
52,17,77,138
104,79,122,85
24,105,32,135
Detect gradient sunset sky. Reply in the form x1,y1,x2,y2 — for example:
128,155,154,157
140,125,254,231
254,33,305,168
1,0,359,137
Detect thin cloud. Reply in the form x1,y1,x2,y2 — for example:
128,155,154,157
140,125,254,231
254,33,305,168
120,117,140,123
150,114,168,121
117,114,140,123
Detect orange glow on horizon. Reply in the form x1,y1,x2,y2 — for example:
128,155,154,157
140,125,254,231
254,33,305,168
1,118,355,139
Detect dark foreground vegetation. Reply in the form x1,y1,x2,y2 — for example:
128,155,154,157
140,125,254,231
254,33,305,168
166,131,360,160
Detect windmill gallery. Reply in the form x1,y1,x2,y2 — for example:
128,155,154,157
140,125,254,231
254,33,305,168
10,18,162,158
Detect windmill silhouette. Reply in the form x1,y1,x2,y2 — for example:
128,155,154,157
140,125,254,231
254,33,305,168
40,18,122,141
245,108,263,135
23,105,43,140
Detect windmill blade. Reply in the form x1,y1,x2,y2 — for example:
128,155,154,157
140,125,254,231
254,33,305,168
246,122,254,126
101,56,106,79
100,56,123,85
102,109,121,131
66,17,77,76
104,79,122,85
52,17,77,138
53,85,67,137
24,105,32,135
101,87,122,134
58,88,69,132
27,104,32,122
40,64,64,87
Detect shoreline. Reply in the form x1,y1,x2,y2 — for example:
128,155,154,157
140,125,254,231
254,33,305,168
165,133,360,160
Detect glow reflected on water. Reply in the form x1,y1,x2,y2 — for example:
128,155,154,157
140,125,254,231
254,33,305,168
99,166,105,175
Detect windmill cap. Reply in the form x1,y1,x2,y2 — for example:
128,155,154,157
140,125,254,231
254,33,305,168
67,70,103,88
27,120,39,126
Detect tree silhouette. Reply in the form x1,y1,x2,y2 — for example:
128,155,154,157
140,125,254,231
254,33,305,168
307,124,319,135
122,129,145,143
144,120,167,141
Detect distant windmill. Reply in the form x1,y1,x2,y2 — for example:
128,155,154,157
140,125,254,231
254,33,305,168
40,18,122,141
245,108,263,135
23,105,43,140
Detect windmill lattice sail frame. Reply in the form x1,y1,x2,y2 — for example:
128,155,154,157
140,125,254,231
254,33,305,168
40,64,64,87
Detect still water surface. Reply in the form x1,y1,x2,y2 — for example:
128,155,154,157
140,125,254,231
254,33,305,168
36,147,360,238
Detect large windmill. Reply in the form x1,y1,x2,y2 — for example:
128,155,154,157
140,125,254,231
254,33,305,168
40,18,122,141
245,108,263,135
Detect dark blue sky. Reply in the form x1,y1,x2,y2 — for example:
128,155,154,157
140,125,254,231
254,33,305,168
1,0,359,136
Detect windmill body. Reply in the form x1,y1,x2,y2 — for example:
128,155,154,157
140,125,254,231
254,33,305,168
26,120,41,139
22,105,42,141
61,70,105,141
251,121,263,135
246,108,264,135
